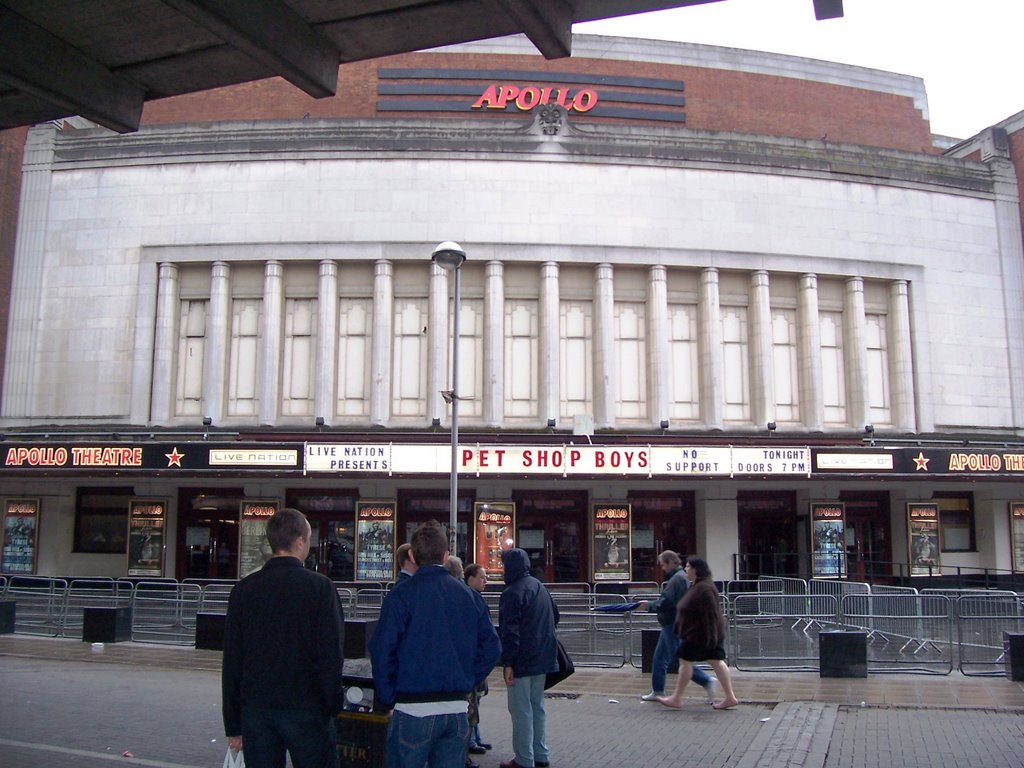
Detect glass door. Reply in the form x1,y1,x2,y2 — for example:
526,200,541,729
513,490,587,583
177,489,244,580
628,491,697,584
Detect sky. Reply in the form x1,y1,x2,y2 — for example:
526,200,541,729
575,0,1022,139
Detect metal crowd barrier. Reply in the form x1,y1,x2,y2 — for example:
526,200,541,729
130,581,202,645
63,578,132,638
5,575,68,636
954,592,1024,676
839,593,953,674
730,593,840,671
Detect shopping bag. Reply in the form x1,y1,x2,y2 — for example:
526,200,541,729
544,638,575,690
223,747,245,768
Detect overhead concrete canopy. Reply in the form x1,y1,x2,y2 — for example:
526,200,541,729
0,0,840,133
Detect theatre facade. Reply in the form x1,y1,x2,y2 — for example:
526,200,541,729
1,35,1023,585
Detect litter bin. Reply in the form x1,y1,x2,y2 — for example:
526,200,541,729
819,630,867,678
82,606,132,643
196,612,227,650
0,600,14,634
1004,632,1024,681
640,628,677,674
338,657,388,767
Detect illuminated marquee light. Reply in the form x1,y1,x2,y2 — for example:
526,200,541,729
471,84,598,113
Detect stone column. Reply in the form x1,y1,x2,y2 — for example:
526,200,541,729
648,265,669,428
593,263,616,429
748,270,773,428
699,268,723,429
259,261,283,426
428,261,448,425
2,126,55,417
798,273,823,431
203,261,230,423
484,261,504,427
370,260,393,426
889,280,916,432
148,263,179,424
315,260,337,425
843,277,870,429
539,262,560,424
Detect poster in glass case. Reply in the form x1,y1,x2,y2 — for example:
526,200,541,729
127,499,166,577
1,498,39,574
907,502,941,576
355,501,396,581
592,503,631,582
473,502,515,582
1011,503,1024,573
239,500,279,578
810,502,846,578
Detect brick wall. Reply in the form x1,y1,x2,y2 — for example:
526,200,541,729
141,51,934,154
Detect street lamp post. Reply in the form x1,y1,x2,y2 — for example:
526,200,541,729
433,241,467,556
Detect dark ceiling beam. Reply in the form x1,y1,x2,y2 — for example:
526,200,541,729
813,0,844,21
0,7,145,133
495,0,573,58
161,0,340,98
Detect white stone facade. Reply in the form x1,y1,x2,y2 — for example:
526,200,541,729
1,118,1017,439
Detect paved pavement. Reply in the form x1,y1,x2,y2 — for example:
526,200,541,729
1,634,1022,768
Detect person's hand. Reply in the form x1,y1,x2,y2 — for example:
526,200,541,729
228,736,243,752
637,600,649,611
503,666,515,686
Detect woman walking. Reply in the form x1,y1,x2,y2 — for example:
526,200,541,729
657,556,739,710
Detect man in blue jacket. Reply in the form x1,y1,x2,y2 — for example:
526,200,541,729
370,521,500,768
498,548,559,768
637,550,715,702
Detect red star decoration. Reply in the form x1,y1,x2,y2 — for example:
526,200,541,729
913,452,930,471
165,447,184,467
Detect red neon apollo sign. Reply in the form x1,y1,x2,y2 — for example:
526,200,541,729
471,84,599,113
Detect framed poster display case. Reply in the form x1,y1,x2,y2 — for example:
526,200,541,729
907,502,941,576
239,500,279,578
127,498,167,577
355,501,396,581
2,498,40,574
473,502,515,583
810,502,846,578
1011,503,1024,573
591,502,631,581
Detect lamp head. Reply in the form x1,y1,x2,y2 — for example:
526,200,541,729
864,424,875,435
767,421,777,432
432,241,466,270
660,419,670,430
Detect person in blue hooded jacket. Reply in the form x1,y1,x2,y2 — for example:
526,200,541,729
370,521,500,768
498,548,559,768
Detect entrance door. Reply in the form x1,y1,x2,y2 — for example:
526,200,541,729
841,491,892,582
287,490,358,580
177,489,244,580
513,490,587,583
628,491,697,583
737,490,798,578
397,490,474,564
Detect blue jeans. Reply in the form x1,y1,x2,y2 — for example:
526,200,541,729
651,624,711,694
240,707,339,768
506,673,547,767
386,709,469,768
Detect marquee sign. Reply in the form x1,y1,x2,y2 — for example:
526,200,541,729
0,443,300,472
305,443,811,478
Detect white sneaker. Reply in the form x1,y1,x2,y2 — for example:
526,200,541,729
701,679,716,704
640,691,663,702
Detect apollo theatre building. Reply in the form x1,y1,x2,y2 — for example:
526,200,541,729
1,34,1023,588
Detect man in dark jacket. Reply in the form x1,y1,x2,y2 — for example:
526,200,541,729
222,508,345,768
498,548,559,768
637,550,714,702
370,521,500,768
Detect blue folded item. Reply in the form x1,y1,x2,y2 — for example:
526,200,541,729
592,601,641,612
